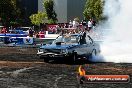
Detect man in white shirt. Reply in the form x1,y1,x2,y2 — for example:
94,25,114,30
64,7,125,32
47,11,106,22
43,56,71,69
88,19,93,31
73,20,79,29
69,20,73,28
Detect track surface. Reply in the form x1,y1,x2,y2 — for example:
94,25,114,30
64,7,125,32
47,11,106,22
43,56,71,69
0,47,132,88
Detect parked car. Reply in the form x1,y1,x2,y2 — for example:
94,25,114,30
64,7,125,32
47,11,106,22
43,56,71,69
37,33,100,62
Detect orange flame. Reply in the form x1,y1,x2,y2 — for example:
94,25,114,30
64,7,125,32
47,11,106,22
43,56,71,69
78,65,86,76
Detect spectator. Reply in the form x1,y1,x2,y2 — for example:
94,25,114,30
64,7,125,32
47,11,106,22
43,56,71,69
56,23,61,34
69,20,73,28
35,32,39,38
81,19,87,30
52,28,57,34
88,19,93,31
39,30,45,38
1,27,7,33
64,23,69,28
73,19,79,29
92,19,96,29
29,28,34,37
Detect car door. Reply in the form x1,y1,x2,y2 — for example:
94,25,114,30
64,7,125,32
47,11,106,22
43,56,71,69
86,35,94,54
75,35,88,55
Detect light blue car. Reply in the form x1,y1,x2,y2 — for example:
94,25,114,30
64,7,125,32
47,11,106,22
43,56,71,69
37,33,100,62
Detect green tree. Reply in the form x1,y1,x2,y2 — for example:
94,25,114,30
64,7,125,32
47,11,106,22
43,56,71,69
94,0,104,22
83,0,104,22
83,0,96,19
29,12,47,26
43,0,57,24
0,0,21,26
30,12,47,31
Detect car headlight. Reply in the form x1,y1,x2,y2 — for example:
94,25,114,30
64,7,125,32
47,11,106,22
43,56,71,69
38,49,44,53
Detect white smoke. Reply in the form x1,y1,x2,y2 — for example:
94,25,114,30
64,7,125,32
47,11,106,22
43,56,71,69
100,0,132,63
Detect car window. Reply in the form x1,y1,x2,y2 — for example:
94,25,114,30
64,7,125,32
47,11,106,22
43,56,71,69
79,33,86,44
52,36,63,44
52,35,79,44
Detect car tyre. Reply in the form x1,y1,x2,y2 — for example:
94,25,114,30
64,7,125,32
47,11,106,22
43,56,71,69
39,55,43,59
72,51,77,63
44,58,49,62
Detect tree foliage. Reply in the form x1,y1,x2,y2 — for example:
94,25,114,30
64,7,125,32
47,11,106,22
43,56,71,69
43,0,57,24
94,0,103,22
29,12,47,26
0,0,21,26
83,0,104,22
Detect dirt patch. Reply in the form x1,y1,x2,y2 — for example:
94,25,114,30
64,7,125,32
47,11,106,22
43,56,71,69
0,47,40,62
0,47,37,55
0,47,132,88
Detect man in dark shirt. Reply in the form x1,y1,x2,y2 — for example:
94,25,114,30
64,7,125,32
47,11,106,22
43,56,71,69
29,29,34,37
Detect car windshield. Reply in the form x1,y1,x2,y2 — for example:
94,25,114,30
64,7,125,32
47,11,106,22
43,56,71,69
52,34,80,44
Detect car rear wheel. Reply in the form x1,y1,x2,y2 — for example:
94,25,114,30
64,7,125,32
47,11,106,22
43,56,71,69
39,55,43,59
72,51,77,63
44,58,49,62
39,55,50,62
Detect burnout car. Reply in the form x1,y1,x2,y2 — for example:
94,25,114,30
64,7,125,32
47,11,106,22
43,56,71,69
37,33,100,62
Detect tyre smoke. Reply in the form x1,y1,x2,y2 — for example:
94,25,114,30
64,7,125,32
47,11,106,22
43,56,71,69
100,0,132,63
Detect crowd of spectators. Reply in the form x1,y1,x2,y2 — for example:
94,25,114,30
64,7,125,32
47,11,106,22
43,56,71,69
0,18,96,38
